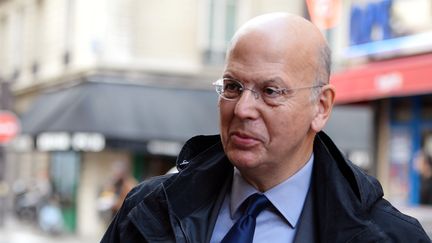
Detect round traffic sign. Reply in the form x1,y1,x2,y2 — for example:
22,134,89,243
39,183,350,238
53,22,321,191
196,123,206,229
0,110,20,144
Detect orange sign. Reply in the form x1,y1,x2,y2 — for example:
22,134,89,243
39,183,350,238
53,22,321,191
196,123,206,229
306,0,341,29
0,111,20,144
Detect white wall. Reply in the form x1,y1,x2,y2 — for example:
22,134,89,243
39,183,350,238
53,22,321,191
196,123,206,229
1,0,309,92
77,150,130,238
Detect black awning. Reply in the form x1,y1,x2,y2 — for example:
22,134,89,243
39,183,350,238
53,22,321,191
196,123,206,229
20,80,219,142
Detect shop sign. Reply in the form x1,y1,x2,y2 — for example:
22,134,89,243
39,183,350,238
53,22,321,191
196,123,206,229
147,140,182,156
71,133,105,152
374,72,403,93
349,0,393,45
331,52,432,104
36,132,105,152
347,0,432,58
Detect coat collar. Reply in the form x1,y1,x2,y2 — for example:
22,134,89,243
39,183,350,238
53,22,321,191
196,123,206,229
313,132,386,242
165,135,232,219
129,135,232,242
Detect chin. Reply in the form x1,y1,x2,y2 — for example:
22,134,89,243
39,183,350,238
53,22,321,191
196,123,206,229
226,150,261,169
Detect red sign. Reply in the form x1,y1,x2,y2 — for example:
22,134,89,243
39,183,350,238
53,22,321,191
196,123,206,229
0,111,20,144
331,53,432,104
306,0,341,29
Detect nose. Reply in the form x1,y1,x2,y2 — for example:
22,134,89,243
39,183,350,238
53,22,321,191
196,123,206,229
233,89,260,119
243,87,260,99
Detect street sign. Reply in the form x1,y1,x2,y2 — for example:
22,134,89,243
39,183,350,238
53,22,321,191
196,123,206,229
0,110,20,144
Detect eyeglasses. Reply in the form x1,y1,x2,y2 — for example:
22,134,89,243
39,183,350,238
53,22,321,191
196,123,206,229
213,78,324,106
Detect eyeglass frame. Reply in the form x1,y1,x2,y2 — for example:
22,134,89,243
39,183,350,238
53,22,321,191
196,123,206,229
212,77,325,106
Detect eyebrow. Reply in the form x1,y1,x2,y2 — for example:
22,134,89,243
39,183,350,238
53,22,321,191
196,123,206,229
260,77,291,88
222,75,287,85
262,77,285,84
222,74,238,80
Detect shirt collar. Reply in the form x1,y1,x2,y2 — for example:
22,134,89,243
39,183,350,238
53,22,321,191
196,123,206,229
229,154,314,228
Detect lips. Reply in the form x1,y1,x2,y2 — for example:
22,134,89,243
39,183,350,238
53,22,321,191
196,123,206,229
229,131,261,148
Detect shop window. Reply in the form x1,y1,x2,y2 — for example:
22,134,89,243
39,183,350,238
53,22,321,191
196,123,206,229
391,98,412,123
420,95,432,121
418,131,432,205
388,128,411,204
50,151,80,232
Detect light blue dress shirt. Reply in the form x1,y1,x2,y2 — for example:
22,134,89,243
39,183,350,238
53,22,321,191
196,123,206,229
210,154,314,243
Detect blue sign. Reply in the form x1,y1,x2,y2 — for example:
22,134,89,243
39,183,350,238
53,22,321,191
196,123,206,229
350,0,393,45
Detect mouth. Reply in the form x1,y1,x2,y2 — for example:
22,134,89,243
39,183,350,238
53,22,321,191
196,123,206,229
229,131,261,148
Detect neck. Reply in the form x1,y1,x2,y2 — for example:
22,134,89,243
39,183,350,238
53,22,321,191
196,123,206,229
240,145,314,192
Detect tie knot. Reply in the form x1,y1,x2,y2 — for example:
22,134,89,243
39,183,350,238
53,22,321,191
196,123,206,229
244,193,271,218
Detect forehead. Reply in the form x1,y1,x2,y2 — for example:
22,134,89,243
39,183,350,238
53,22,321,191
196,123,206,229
224,53,314,87
224,62,289,85
224,29,317,86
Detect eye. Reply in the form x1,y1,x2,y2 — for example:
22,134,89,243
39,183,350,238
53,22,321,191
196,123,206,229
223,80,242,93
262,87,282,98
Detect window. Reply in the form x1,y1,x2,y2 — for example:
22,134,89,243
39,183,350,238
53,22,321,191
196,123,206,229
203,0,238,66
0,16,6,75
421,95,432,121
12,7,25,80
391,98,412,123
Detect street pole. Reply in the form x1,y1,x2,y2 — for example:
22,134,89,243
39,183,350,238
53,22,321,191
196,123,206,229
0,76,13,226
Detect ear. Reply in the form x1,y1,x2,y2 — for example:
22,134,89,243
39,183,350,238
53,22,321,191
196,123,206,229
311,84,335,132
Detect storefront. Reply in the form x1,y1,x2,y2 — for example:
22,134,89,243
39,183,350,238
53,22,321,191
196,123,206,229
387,95,432,205
326,0,432,206
332,53,432,205
13,77,219,235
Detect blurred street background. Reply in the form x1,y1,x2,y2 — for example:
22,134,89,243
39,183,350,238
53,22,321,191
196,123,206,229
0,0,432,241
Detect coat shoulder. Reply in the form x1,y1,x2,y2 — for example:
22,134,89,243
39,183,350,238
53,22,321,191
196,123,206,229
100,173,176,243
370,199,430,242
122,173,175,210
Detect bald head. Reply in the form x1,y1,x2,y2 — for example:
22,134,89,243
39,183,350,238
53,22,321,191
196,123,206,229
232,13,323,42
227,13,331,93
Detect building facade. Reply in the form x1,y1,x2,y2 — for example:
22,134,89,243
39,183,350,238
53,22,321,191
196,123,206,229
0,0,308,238
330,0,432,206
4,0,423,238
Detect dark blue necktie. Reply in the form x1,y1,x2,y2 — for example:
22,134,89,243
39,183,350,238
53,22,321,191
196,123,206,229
221,193,271,243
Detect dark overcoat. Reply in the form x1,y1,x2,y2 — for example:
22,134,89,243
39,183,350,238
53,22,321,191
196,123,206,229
101,132,430,243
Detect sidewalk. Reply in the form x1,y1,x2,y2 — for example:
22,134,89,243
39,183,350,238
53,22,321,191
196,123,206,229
0,215,100,243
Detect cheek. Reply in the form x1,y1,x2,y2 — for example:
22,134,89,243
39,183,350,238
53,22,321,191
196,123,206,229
269,116,293,139
267,106,311,139
219,102,234,132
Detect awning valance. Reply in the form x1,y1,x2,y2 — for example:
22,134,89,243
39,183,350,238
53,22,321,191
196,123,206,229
20,80,219,143
331,53,432,104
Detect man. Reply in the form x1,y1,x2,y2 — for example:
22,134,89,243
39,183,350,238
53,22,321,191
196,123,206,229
101,13,430,242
